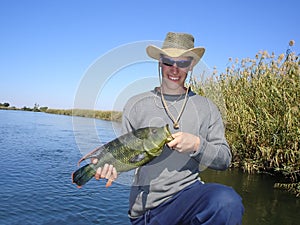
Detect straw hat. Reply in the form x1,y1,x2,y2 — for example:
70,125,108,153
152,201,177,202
146,32,205,65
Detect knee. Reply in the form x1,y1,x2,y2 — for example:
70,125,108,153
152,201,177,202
197,184,244,221
211,185,244,211
193,185,244,224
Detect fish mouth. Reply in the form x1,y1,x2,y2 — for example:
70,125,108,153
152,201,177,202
167,136,173,142
164,124,174,142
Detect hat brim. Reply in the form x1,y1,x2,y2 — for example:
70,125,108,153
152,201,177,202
146,45,205,65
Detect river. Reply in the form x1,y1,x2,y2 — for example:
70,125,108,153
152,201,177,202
0,110,299,225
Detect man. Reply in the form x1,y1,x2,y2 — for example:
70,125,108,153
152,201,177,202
95,32,244,224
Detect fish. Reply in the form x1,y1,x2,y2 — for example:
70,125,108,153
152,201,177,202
72,124,173,188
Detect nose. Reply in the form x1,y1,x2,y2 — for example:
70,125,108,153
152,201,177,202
170,64,179,73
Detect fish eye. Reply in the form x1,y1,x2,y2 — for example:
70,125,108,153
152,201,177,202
152,128,157,134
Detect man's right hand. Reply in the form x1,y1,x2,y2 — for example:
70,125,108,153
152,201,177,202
92,159,118,187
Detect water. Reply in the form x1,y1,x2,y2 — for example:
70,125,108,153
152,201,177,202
0,110,130,225
0,110,299,225
201,169,300,225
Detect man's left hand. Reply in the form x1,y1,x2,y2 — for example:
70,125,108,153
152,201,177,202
167,132,200,153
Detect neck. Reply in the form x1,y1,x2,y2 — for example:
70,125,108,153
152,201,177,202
157,86,187,95
158,85,190,130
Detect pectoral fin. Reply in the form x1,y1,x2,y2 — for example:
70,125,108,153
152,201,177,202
129,153,145,163
77,146,103,166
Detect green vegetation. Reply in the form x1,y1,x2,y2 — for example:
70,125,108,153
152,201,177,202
46,108,122,122
0,102,17,110
0,102,10,107
0,102,48,112
192,42,300,196
0,103,121,122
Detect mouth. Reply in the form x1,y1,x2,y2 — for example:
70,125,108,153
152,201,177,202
168,75,180,81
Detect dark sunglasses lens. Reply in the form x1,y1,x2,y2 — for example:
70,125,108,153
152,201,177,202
162,58,174,66
162,58,191,68
177,60,192,68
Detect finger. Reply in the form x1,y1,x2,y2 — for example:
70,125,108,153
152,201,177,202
105,166,117,188
175,146,183,152
92,158,98,164
167,139,178,148
171,132,182,138
112,167,118,180
101,164,109,178
105,179,113,188
95,167,102,180
105,164,114,179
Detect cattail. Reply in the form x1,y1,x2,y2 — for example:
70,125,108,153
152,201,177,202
278,53,285,61
263,50,269,58
289,40,295,47
271,52,275,58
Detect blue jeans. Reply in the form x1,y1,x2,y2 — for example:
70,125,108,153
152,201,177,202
130,181,244,225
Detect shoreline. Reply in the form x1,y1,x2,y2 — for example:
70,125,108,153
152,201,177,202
0,107,122,122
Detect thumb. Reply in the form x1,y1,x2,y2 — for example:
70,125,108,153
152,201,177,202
167,138,178,148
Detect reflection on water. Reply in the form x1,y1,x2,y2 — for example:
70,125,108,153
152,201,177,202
200,169,300,225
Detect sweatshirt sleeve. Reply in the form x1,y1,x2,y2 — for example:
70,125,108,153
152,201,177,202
121,96,137,134
121,106,134,135
190,100,232,171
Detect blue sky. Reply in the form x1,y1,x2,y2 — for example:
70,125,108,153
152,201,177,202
1,0,299,110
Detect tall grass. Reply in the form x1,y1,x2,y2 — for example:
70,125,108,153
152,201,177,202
192,43,300,196
46,108,122,122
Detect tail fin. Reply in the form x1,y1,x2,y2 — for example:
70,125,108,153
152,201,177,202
72,164,96,188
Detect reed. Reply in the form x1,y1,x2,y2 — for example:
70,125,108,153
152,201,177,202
192,43,300,196
46,108,122,122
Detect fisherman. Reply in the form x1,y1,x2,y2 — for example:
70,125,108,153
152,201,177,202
95,32,244,225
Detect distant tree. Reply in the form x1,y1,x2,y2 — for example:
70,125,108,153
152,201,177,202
39,107,48,112
22,106,32,111
33,103,40,112
0,102,10,107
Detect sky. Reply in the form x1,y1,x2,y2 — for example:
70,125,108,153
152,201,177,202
1,0,299,111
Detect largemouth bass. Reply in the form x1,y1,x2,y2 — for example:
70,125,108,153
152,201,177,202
72,125,173,188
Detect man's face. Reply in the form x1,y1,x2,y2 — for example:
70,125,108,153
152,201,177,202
160,55,193,93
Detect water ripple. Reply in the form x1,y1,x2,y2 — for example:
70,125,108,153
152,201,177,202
0,111,130,225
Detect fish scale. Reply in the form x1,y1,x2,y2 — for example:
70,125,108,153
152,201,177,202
72,125,173,188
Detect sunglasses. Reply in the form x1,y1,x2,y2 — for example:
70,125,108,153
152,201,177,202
161,57,192,68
